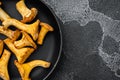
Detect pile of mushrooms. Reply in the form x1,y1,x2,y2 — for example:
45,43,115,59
0,0,54,80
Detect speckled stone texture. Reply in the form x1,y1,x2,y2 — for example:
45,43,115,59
43,0,120,80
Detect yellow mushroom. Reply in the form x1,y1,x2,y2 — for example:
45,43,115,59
0,26,21,40
0,49,11,80
0,40,4,56
16,0,38,23
0,5,11,21
4,38,35,63
2,19,40,41
14,60,50,80
37,22,54,45
14,31,37,49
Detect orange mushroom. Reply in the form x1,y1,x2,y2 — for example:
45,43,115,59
0,49,11,80
0,8,11,21
14,31,37,49
37,22,54,45
0,26,21,40
4,38,35,63
16,0,38,23
3,19,40,41
14,60,50,80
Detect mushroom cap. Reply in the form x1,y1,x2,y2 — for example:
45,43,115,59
16,0,38,23
14,60,51,80
21,8,38,23
14,31,37,49
4,38,35,63
40,22,54,31
0,26,21,41
2,18,40,41
0,49,11,80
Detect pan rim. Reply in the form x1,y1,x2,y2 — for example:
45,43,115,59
39,0,63,80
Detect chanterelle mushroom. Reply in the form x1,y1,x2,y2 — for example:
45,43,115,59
0,4,11,21
16,0,38,23
0,26,21,40
2,19,40,41
4,38,35,63
14,31,37,49
0,49,11,80
37,22,54,45
0,40,4,56
14,60,50,80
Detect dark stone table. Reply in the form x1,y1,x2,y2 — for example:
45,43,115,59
43,0,120,80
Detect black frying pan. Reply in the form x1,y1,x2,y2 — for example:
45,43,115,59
0,0,62,80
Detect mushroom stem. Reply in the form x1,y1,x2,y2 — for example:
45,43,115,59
0,8,11,21
2,19,40,40
14,31,37,49
0,26,20,40
0,49,11,64
25,60,51,68
37,22,54,45
4,38,35,63
16,0,38,23
14,60,50,80
0,40,4,56
0,49,11,80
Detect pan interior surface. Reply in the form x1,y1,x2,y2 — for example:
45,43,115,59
0,0,62,80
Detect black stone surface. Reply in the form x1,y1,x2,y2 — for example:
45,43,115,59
45,0,120,80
